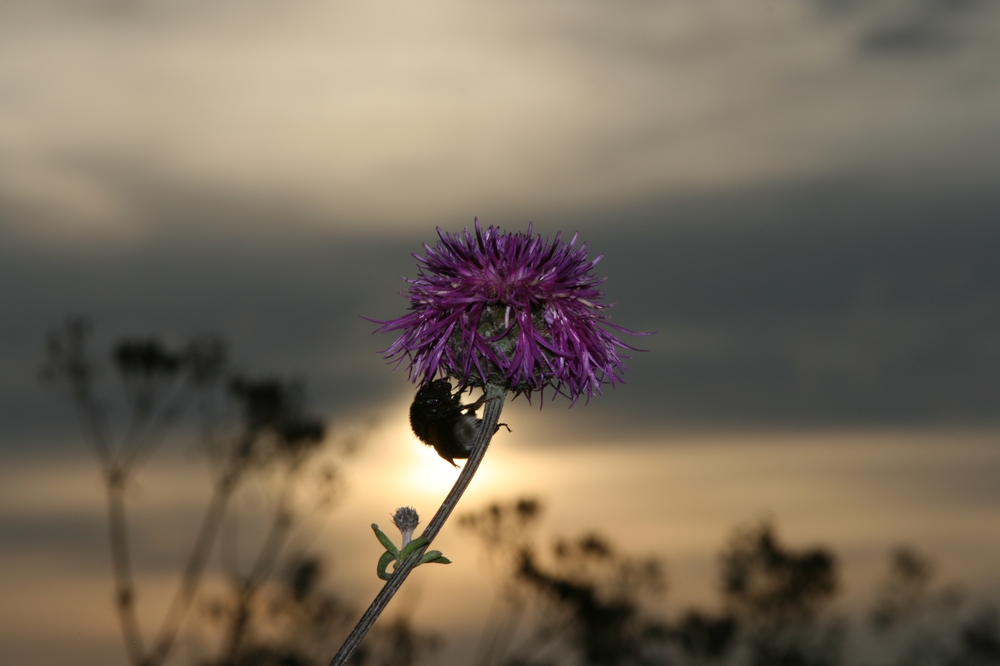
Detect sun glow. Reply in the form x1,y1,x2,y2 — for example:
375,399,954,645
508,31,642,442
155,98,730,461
406,440,468,493
402,431,503,495
363,404,505,506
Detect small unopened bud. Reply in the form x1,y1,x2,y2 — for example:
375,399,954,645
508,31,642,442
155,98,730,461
391,506,420,546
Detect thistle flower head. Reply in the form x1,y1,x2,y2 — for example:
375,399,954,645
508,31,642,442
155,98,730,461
371,220,648,404
391,506,420,546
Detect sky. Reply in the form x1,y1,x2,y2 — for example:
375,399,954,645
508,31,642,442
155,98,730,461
2,0,1000,664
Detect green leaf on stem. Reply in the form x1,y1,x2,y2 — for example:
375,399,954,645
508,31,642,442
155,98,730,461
376,550,396,581
420,550,451,565
372,526,449,579
371,524,400,558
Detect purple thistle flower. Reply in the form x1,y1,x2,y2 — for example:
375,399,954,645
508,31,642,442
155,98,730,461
369,220,649,404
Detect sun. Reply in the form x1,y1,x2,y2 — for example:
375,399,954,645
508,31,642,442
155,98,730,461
404,433,501,495
368,408,503,503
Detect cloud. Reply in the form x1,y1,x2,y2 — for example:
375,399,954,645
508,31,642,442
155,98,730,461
0,0,998,445
1,0,997,242
810,0,996,56
0,159,145,248
858,0,988,55
3,171,999,452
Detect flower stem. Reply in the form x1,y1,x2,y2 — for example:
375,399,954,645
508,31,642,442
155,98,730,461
328,383,508,666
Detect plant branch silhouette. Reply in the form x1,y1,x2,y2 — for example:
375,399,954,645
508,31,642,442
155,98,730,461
43,318,349,666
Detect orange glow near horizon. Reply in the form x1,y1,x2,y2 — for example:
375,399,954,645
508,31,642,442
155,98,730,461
3,425,1000,666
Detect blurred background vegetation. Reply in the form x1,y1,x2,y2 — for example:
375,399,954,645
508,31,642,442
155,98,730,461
34,321,1000,666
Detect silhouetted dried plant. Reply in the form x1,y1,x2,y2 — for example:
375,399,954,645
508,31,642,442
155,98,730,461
42,317,400,666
